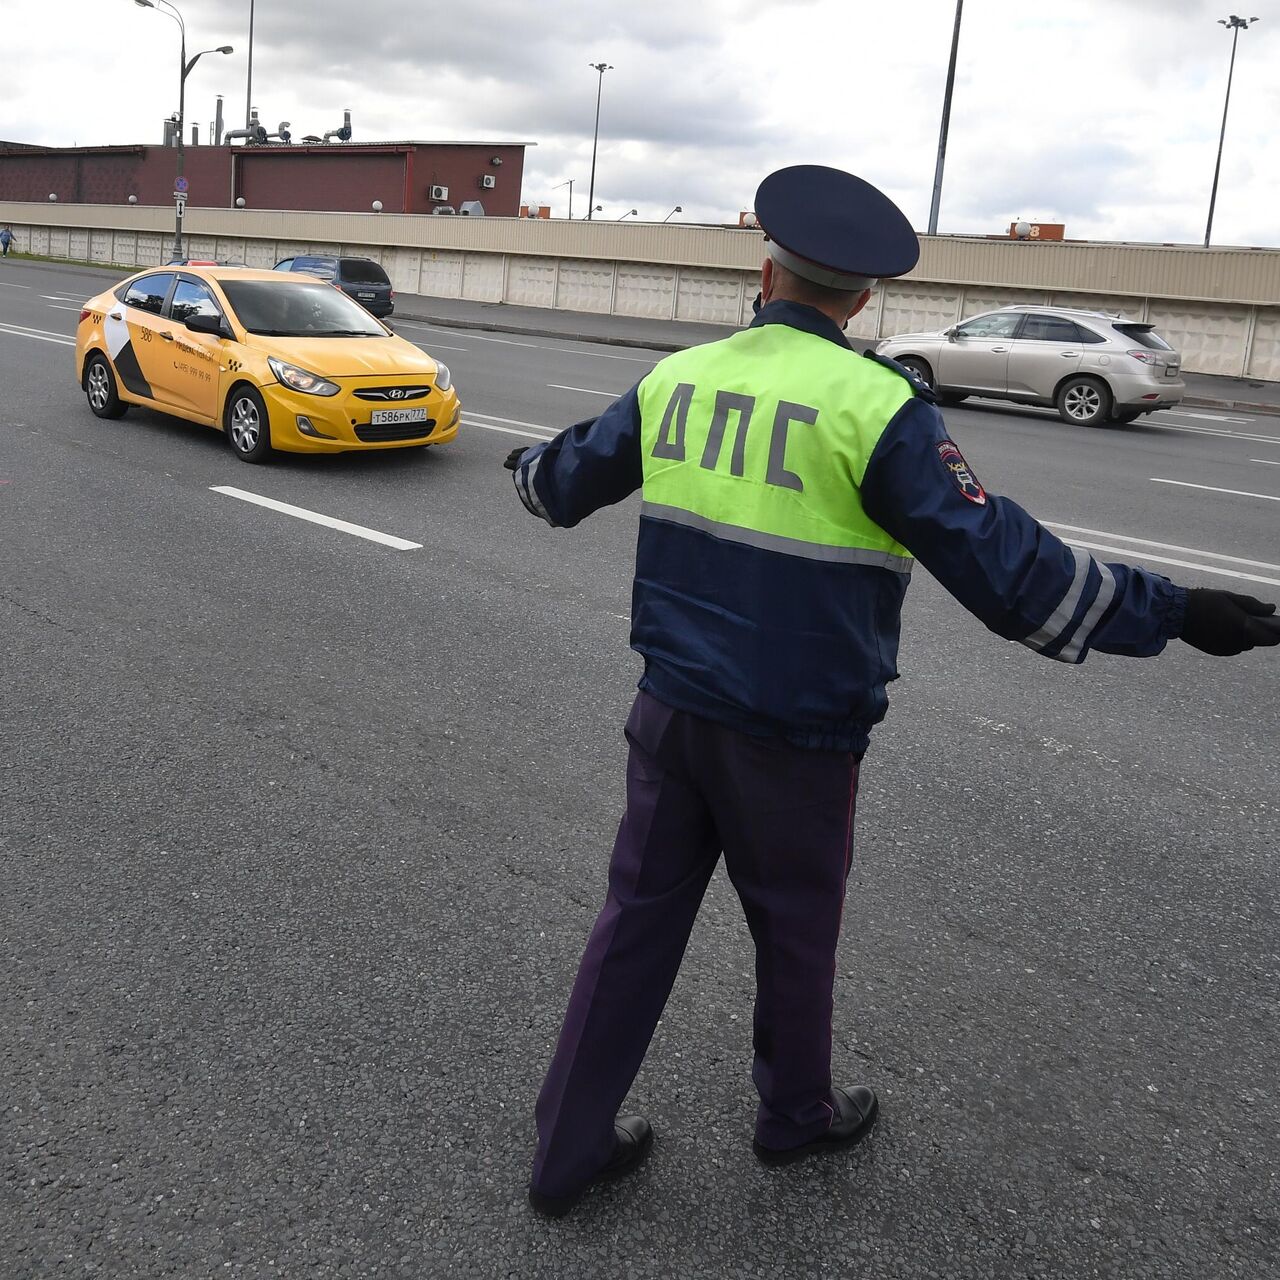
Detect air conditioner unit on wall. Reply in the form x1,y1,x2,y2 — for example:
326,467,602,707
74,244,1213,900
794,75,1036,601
430,184,449,200
479,174,496,190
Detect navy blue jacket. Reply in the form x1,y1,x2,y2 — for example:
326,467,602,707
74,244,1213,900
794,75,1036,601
511,301,1186,752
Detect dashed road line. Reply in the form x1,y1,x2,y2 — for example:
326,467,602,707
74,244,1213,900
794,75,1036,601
210,486,423,550
1151,478,1280,502
1043,523,1280,573
547,383,621,398
0,321,75,346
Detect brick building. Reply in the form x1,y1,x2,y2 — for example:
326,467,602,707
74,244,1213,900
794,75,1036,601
0,140,530,216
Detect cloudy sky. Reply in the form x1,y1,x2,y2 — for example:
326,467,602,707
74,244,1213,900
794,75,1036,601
4,0,1278,245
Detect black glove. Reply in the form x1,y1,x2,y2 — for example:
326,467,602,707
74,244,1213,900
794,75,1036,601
1180,589,1280,656
503,446,527,471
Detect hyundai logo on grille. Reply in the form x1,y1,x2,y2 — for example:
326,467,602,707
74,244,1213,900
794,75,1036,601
354,386,432,401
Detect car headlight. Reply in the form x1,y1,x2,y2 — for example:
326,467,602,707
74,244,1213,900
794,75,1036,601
433,362,452,393
268,356,340,396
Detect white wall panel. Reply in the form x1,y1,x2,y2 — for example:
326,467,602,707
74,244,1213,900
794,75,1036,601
243,239,278,268
845,290,882,343
385,248,422,294
136,232,163,264
186,235,217,259
961,287,1048,318
68,229,90,260
1050,292,1145,319
1245,308,1280,382
880,283,962,337
341,243,382,262
675,268,742,323
1147,302,1251,376
48,227,70,258
214,237,248,263
28,226,49,255
615,264,677,318
89,229,114,263
461,253,504,302
112,231,138,265
505,255,557,307
555,259,614,314
420,250,464,298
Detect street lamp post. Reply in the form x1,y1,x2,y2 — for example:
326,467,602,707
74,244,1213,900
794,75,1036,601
136,0,231,259
617,209,637,221
245,0,256,130
1204,15,1259,248
662,205,682,223
586,62,612,221
554,178,576,219
928,0,964,236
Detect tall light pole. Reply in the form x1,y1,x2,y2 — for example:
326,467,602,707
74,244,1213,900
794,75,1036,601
1204,15,1258,247
617,208,637,220
245,0,256,130
928,0,963,236
586,61,612,221
136,0,232,259
662,205,682,223
554,178,576,219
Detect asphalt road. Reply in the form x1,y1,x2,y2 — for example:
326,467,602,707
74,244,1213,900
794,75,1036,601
2,259,1278,1280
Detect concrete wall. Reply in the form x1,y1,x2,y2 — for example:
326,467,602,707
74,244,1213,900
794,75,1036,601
3,200,1278,380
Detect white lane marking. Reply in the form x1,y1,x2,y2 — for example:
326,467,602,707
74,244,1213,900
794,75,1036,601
547,383,621,398
210,486,423,550
47,304,84,312
1153,409,1253,424
40,295,83,303
404,339,468,352
1043,523,1280,573
1145,421,1280,445
1060,540,1280,589
0,323,75,346
1250,458,1280,466
0,282,32,289
461,418,556,441
1151,478,1280,502
466,409,556,432
394,320,659,362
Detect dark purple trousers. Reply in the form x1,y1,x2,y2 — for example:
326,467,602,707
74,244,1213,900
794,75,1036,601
531,690,862,1199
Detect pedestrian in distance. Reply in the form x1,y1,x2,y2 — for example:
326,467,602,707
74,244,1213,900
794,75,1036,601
504,164,1280,1219
0,226,15,257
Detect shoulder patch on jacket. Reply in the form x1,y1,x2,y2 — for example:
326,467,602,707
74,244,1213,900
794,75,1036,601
859,350,939,405
936,439,987,505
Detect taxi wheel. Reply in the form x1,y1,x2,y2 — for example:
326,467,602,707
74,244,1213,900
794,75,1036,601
224,386,274,463
84,353,128,419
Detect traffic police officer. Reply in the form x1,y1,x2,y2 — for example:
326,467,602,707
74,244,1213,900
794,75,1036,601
504,164,1280,1218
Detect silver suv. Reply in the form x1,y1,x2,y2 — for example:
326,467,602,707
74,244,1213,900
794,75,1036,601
876,305,1185,427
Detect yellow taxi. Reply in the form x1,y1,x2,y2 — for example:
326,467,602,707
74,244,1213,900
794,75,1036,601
75,266,459,462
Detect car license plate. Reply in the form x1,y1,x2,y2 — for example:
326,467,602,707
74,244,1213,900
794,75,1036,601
358,292,376,300
371,407,428,425
1166,366,1179,377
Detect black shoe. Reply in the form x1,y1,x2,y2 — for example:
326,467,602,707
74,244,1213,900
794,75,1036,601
528,1116,654,1218
753,1085,879,1166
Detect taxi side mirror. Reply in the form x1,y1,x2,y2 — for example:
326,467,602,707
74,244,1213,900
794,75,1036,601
185,313,229,339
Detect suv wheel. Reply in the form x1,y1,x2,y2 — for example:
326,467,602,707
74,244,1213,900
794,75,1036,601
896,357,935,391
1056,376,1111,428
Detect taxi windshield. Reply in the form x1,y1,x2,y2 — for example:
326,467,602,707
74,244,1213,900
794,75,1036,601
220,280,386,337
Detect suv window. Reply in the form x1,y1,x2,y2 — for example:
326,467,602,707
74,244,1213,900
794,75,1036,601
1020,315,1087,343
956,313,1021,339
339,258,390,285
170,279,222,324
122,272,176,315
1114,323,1173,351
292,257,338,280
274,258,294,271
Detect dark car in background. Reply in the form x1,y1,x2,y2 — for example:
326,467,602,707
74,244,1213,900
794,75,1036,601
273,255,395,317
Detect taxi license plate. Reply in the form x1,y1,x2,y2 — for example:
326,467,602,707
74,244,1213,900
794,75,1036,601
371,407,428,425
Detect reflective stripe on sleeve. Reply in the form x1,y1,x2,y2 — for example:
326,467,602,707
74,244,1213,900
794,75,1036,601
515,453,554,525
641,500,914,572
1057,563,1118,663
1020,546,1091,654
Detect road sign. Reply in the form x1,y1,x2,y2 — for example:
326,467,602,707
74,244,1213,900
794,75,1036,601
175,176,189,193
